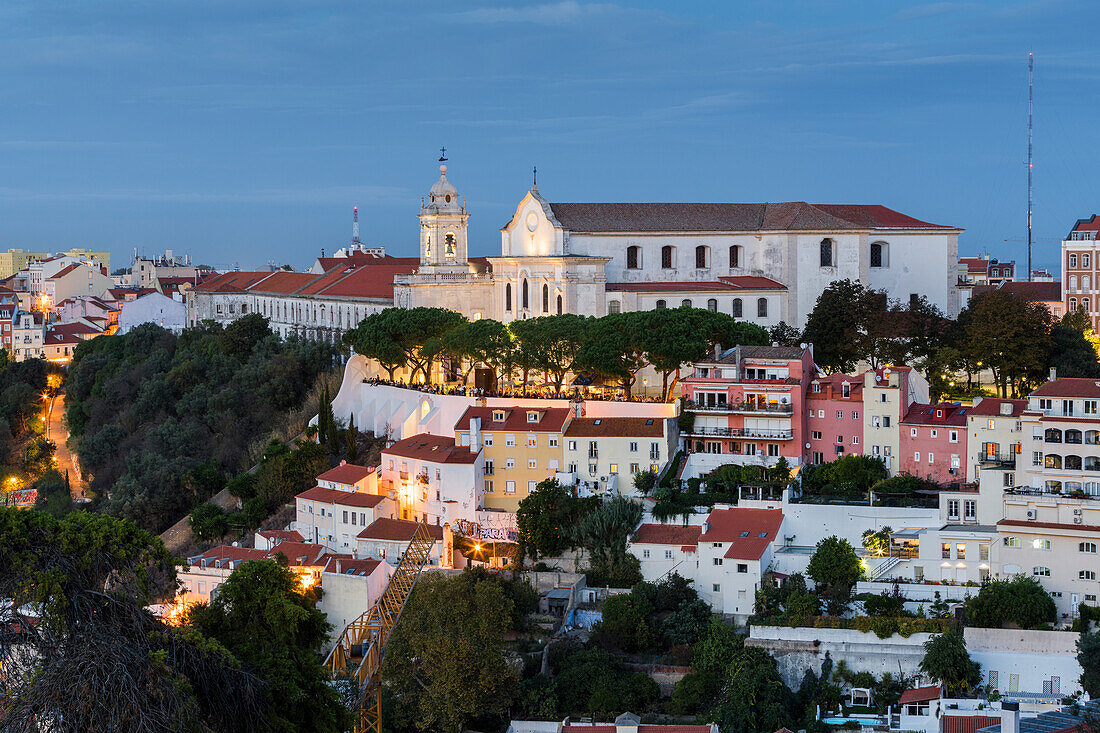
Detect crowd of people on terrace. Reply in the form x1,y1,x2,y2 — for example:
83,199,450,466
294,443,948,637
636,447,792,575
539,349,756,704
361,376,668,402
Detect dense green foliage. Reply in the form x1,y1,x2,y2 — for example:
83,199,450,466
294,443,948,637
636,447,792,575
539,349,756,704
1078,627,1100,698
346,305,767,399
32,468,74,518
919,632,981,694
754,572,820,621
712,646,796,733
801,455,889,500
594,574,710,652
383,568,535,733
806,536,864,614
574,495,644,587
515,478,599,561
964,576,1057,629
186,557,350,732
0,507,266,731
0,356,57,474
65,317,339,532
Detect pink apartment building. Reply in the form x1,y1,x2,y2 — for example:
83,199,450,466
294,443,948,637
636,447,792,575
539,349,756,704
806,373,865,465
899,402,969,484
679,345,814,467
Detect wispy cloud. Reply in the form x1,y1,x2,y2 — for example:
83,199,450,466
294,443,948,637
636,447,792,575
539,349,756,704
449,1,620,25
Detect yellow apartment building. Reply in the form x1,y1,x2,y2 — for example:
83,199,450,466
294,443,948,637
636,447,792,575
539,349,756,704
455,405,572,513
0,249,48,278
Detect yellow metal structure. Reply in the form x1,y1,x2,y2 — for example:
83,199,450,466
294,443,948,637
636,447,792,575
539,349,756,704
326,522,437,733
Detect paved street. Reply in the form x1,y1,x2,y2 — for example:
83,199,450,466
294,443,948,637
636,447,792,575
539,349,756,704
45,390,87,500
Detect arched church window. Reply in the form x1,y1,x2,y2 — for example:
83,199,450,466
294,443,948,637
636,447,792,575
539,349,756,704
661,246,674,269
820,239,834,267
681,299,692,308
626,246,641,269
655,300,666,310
870,241,885,268
695,245,709,269
556,295,562,315
445,194,451,203
522,279,529,309
757,298,768,317
732,298,743,318
505,283,512,312
609,300,621,314
707,298,718,312
729,245,741,269
542,284,549,313
445,232,456,257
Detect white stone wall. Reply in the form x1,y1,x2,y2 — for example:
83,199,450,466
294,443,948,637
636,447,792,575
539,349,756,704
317,563,394,650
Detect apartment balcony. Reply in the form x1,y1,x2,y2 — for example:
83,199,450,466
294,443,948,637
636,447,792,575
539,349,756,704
683,426,794,440
684,399,793,415
978,453,1016,468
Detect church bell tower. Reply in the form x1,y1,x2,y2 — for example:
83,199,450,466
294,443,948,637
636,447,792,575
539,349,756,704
419,149,469,271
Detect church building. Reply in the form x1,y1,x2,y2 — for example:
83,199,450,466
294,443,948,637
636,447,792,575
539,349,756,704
395,161,962,327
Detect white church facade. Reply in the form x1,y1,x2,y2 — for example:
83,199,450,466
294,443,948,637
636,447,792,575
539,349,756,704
395,163,962,327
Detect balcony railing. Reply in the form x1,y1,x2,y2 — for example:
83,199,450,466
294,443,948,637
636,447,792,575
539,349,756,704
684,399,793,414
1005,487,1100,500
684,426,794,440
979,453,1016,468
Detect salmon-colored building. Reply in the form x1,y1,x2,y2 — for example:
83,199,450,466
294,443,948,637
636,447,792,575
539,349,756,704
679,345,814,470
899,402,970,484
806,372,865,465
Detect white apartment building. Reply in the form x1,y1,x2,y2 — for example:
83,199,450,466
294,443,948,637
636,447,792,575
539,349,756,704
966,398,1026,483
11,310,45,361
378,433,483,527
629,506,784,623
355,517,445,567
295,486,392,552
561,417,676,495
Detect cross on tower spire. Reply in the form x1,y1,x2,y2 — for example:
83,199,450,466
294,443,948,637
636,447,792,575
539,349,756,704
438,146,447,162
532,165,537,188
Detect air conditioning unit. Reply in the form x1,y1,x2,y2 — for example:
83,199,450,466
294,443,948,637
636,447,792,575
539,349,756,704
1075,508,1083,516
1027,510,1037,520
1075,517,1084,524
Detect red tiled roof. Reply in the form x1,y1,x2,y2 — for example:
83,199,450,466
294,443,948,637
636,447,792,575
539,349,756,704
1071,215,1100,234
999,519,1100,533
195,545,267,566
296,486,387,508
322,556,383,576
190,272,272,293
973,281,1061,302
242,271,317,294
314,254,420,271
967,399,1027,417
383,434,479,464
456,406,572,434
317,462,374,485
299,262,419,300
959,257,991,274
49,263,85,280
546,201,954,233
1030,378,1100,398
900,402,969,426
258,529,305,543
564,417,665,438
357,518,445,542
264,541,328,565
941,716,1000,733
634,523,702,546
899,685,941,704
699,507,784,560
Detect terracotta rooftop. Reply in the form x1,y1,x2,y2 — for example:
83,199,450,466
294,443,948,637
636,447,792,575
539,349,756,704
901,402,968,426
546,202,954,233
258,529,305,543
711,344,808,363
565,417,665,438
942,716,1001,733
357,518,445,542
999,519,1100,533
634,523,703,546
968,398,1028,417
699,507,784,560
973,281,1061,302
383,434,478,464
296,486,387,508
456,406,572,434
1030,378,1100,399
322,556,384,576
317,462,374,485
899,685,941,705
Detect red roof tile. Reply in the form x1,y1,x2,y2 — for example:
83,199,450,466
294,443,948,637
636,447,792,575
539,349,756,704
564,417,665,438
973,281,1061,302
317,462,374,485
299,262,419,300
258,529,305,543
901,402,969,427
296,486,387,508
1030,378,1100,399
264,541,328,565
941,716,1001,733
999,519,1100,533
322,556,384,576
699,507,784,560
383,434,479,464
456,406,572,434
967,399,1027,417
357,518,444,542
634,523,702,546
899,685,941,704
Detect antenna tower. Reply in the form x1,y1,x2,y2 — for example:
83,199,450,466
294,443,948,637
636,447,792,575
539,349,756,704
353,206,361,245
1027,52,1034,282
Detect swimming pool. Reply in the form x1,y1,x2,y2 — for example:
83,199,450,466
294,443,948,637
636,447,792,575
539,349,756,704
821,716,884,726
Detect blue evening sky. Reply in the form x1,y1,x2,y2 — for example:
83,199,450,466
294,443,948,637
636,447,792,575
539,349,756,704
1,0,1097,272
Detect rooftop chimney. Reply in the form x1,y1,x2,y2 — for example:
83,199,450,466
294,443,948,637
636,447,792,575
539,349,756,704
469,416,481,455
1050,367,1057,382
1001,702,1020,733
